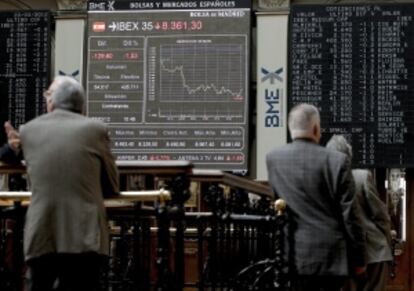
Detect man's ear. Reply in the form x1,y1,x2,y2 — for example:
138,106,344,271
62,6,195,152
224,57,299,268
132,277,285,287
313,123,321,143
47,98,55,113
312,124,319,137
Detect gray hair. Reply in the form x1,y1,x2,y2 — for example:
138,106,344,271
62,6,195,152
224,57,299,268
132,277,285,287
288,103,320,139
50,76,85,113
326,134,353,160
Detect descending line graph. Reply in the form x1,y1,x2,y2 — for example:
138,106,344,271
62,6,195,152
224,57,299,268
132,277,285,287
160,60,244,100
159,42,245,102
146,36,248,123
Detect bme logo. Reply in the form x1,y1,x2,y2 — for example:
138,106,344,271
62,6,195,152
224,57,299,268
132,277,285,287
261,67,283,84
264,88,281,127
261,67,284,127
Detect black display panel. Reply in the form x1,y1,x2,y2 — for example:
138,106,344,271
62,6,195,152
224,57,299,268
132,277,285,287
0,11,50,143
87,0,250,173
289,4,414,168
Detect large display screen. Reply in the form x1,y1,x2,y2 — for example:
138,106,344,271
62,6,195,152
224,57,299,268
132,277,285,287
289,4,414,167
0,11,50,143
87,0,250,173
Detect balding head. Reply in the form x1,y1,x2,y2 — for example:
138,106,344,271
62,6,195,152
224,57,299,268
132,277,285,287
288,103,321,143
44,76,85,114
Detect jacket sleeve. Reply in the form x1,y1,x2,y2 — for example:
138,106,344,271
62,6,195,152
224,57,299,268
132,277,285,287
363,171,392,244
98,127,119,198
337,158,367,267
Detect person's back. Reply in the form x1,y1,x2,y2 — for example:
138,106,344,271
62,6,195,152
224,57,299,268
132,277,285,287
267,140,356,275
18,76,119,291
266,104,366,291
21,109,117,259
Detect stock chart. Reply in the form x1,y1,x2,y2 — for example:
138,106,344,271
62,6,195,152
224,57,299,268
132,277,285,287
87,0,250,172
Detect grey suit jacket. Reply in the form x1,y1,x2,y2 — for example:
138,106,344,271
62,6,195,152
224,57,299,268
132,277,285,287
266,139,366,276
352,169,392,264
20,109,119,261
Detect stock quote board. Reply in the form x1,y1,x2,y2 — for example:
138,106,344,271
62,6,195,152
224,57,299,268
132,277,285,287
0,11,50,143
87,0,250,173
289,4,414,168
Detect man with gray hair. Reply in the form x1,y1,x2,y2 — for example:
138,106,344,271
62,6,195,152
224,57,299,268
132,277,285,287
14,76,119,291
266,103,366,291
327,134,392,291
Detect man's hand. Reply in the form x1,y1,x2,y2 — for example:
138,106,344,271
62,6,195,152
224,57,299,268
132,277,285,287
4,121,20,153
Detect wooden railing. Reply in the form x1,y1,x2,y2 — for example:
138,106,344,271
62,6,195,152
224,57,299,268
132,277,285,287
0,161,287,291
0,160,193,174
0,189,171,203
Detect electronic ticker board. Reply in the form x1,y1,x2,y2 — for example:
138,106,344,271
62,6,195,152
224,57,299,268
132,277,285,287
0,11,50,143
290,4,414,168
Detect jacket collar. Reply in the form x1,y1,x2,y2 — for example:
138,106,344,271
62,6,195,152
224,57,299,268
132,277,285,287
293,137,317,144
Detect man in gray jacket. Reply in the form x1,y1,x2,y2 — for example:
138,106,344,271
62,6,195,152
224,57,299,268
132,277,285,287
266,104,366,291
17,76,119,291
327,134,392,291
